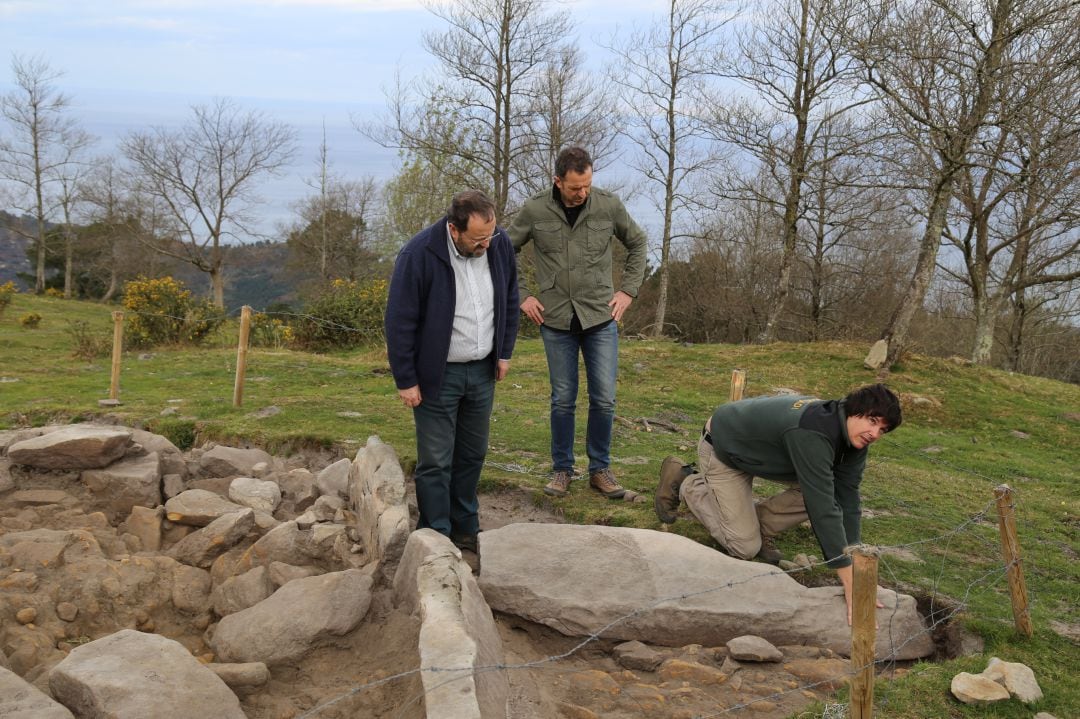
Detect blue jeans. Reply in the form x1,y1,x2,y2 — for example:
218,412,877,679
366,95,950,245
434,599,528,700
540,322,618,474
412,359,495,539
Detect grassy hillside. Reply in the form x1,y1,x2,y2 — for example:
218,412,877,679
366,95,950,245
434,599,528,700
2,293,1077,718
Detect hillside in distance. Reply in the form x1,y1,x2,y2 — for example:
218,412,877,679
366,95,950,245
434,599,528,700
0,214,303,310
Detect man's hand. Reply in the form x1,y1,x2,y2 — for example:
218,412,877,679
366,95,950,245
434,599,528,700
398,385,422,408
496,359,510,381
836,564,884,626
609,291,633,322
521,296,544,325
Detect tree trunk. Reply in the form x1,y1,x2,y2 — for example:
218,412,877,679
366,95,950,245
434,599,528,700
880,178,954,367
64,228,74,299
970,294,1005,365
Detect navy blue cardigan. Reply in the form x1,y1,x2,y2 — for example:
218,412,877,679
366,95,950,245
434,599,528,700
385,217,520,399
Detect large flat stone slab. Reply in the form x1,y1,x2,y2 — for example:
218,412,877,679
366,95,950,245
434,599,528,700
49,629,245,718
394,529,508,719
8,426,133,470
479,524,935,661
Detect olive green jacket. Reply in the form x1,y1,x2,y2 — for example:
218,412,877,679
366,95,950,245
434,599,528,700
507,187,648,331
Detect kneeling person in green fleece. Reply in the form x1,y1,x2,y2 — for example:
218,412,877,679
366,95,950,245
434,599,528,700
654,384,902,623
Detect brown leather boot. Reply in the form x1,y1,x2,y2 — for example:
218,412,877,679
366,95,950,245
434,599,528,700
589,468,626,499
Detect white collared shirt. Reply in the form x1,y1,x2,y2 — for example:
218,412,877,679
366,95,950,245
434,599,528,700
446,224,495,362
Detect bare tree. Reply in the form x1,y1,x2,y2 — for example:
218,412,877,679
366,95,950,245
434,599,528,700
0,54,93,293
842,0,1079,368
939,25,1080,365
121,98,296,308
517,45,621,196
367,0,571,219
80,158,171,302
606,0,730,338
707,0,871,343
284,125,381,284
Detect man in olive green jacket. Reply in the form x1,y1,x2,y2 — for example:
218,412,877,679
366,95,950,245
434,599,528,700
508,146,648,500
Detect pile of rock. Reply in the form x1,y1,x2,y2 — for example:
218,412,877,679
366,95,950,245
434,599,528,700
0,424,411,718
951,657,1047,708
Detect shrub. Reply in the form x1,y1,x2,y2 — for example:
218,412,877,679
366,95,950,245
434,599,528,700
66,319,111,360
44,287,64,298
250,312,293,349
291,278,388,351
0,281,16,316
121,276,225,348
20,312,42,328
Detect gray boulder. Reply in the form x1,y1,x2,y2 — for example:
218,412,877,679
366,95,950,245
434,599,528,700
165,489,247,526
316,458,351,498
199,445,273,478
212,565,275,616
951,671,1011,704
210,568,373,665
207,662,270,692
479,524,935,660
235,521,323,572
81,452,162,520
0,457,13,493
8,426,133,470
727,635,783,662
228,476,281,513
982,657,1043,703
0,666,75,718
49,629,245,718
168,509,255,568
349,436,410,573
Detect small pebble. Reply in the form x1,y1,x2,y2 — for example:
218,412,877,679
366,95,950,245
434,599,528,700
16,607,37,624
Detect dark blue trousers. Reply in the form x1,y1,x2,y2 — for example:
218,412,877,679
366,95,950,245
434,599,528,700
412,359,495,539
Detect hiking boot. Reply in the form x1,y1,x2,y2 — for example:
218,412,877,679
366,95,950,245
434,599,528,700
756,533,783,565
654,456,687,523
543,470,574,497
589,468,626,499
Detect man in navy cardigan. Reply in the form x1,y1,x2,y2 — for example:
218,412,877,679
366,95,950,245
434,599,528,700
385,190,519,571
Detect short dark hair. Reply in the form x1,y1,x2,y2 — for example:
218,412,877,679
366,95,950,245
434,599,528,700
447,190,496,231
844,384,902,431
554,146,593,178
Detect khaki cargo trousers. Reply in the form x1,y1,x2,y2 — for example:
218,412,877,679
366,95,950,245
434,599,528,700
681,435,808,559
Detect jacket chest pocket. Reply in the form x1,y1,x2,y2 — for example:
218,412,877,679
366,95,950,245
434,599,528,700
586,219,613,257
532,221,563,254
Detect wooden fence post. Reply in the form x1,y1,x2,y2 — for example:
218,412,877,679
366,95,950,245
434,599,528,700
109,311,124,402
850,546,879,719
729,369,746,402
994,484,1033,637
233,306,252,408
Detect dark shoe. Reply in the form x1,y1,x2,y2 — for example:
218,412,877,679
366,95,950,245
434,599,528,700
543,470,574,497
654,456,687,523
756,533,782,564
451,534,480,575
589,468,626,499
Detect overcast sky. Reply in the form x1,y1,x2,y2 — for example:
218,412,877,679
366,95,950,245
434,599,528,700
0,0,662,229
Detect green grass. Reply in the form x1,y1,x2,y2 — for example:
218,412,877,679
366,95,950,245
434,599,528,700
2,293,1078,718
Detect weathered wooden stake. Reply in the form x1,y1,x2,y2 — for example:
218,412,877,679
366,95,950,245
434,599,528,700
729,369,746,402
109,311,124,401
994,484,1033,637
850,546,879,719
233,305,253,408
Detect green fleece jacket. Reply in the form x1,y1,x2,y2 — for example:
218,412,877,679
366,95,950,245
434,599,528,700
507,186,648,331
709,394,867,568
